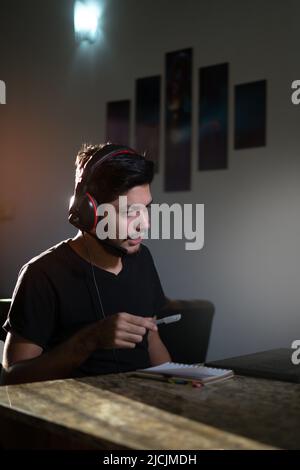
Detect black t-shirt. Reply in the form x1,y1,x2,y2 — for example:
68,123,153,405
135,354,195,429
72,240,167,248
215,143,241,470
2,239,167,376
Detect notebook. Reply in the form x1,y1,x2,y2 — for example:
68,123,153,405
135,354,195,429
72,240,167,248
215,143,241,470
136,361,234,384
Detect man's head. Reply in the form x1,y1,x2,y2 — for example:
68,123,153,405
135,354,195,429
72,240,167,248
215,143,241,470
71,143,154,254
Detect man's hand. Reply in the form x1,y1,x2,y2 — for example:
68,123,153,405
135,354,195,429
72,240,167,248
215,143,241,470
0,313,158,386
92,312,158,350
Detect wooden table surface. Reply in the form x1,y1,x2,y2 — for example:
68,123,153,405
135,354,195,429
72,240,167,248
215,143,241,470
0,373,299,450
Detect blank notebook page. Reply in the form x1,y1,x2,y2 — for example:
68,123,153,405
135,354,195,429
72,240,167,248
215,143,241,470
140,362,233,380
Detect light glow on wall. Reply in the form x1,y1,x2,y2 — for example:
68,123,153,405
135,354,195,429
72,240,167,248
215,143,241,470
74,1,102,43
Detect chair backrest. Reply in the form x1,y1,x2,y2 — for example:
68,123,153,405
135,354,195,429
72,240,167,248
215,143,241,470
157,299,215,364
0,299,11,343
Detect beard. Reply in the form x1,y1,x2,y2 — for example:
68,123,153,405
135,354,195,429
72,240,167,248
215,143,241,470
97,236,143,257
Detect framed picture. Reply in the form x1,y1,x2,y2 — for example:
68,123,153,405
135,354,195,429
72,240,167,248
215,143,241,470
198,62,229,171
165,48,192,191
234,80,267,149
135,76,161,172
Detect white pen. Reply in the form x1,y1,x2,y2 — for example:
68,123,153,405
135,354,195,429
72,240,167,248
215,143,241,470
156,313,182,325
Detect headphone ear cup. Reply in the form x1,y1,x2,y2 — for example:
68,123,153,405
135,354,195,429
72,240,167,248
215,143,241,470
69,193,98,232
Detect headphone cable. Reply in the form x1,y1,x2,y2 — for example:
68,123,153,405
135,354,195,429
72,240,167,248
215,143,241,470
82,231,121,375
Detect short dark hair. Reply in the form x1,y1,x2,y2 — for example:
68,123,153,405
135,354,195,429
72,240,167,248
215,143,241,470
75,143,154,203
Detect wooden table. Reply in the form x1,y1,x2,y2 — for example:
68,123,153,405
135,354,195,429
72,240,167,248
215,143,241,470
0,373,299,450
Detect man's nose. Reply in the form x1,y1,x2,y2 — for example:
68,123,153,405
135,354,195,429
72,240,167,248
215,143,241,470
138,209,150,233
142,210,150,231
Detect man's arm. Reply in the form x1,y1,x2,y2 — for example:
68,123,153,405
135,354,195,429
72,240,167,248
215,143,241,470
148,326,171,366
0,313,157,385
0,324,102,385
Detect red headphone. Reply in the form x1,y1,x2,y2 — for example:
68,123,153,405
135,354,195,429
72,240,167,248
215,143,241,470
68,144,137,232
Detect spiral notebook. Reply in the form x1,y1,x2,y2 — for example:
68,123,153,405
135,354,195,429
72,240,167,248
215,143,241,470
137,362,234,384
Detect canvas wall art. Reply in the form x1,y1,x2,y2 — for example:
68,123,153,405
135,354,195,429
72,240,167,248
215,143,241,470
135,75,161,172
165,48,192,191
198,62,229,171
234,80,267,149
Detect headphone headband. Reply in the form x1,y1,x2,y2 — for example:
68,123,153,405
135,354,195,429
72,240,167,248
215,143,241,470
77,144,137,194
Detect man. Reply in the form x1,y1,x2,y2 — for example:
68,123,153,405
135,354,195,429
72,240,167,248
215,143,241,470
1,143,171,385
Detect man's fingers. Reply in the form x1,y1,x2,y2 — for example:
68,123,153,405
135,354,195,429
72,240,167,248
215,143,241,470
119,322,147,336
145,317,158,331
144,320,158,332
123,313,157,332
121,333,144,344
115,340,136,349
